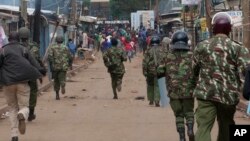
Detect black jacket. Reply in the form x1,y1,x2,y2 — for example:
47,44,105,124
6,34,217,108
243,65,250,100
0,42,42,85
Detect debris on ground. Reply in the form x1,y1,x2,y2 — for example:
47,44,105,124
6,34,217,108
131,90,138,93
1,112,9,119
82,89,87,91
134,96,145,100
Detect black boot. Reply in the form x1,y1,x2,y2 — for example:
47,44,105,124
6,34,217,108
11,136,18,141
113,93,118,99
155,101,160,107
187,123,194,141
28,107,36,121
56,91,60,100
177,127,186,141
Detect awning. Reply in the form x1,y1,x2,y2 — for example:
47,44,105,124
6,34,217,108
79,16,97,23
159,18,182,25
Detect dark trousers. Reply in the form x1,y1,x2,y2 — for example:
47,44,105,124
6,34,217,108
28,80,38,108
195,99,236,141
110,73,124,96
146,76,160,103
52,71,67,92
170,98,194,129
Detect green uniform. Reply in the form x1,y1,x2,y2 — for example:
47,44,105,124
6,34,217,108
158,49,194,129
190,34,250,141
27,41,41,108
142,45,165,106
48,44,71,94
103,45,127,99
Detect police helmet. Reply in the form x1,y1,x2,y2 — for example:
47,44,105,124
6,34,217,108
150,35,160,45
18,27,30,39
212,12,232,36
171,31,189,50
56,35,64,43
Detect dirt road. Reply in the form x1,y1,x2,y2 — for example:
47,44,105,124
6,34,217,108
0,53,249,141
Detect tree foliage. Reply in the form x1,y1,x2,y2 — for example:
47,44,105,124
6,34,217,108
110,0,155,20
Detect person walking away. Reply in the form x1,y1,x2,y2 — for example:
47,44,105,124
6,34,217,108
158,31,195,141
67,39,76,69
0,32,46,141
19,27,45,122
189,12,250,141
103,38,127,99
142,35,163,107
124,36,133,62
48,35,72,100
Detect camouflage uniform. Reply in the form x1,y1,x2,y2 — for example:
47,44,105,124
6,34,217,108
190,34,250,141
158,49,194,129
103,45,127,99
48,44,72,99
142,45,165,106
27,42,41,110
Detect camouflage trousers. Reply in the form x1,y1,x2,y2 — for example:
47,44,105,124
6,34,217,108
170,98,194,129
195,99,236,141
110,73,124,97
52,71,67,92
146,76,160,103
28,80,38,108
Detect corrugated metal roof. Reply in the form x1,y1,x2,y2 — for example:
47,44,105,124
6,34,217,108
91,0,109,2
0,5,55,15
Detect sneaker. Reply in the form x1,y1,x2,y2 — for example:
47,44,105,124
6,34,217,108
61,87,65,94
17,113,26,134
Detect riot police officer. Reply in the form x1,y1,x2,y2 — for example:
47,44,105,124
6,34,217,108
19,27,45,122
103,38,127,99
142,35,164,107
191,12,250,141
158,31,194,141
48,35,72,100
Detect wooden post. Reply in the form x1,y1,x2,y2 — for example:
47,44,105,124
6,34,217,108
243,0,250,48
205,0,212,35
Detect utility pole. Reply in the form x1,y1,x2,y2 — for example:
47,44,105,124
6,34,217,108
19,0,28,28
242,0,250,48
33,0,41,44
205,0,212,36
70,0,77,25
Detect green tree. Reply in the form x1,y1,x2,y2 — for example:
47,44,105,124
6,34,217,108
82,0,90,7
110,0,156,20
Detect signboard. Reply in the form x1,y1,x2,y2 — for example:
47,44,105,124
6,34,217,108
200,18,207,32
226,11,242,27
182,0,201,5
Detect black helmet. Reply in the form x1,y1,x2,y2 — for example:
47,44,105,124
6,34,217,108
150,35,160,45
56,35,64,43
212,12,232,36
18,27,30,39
171,31,189,50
